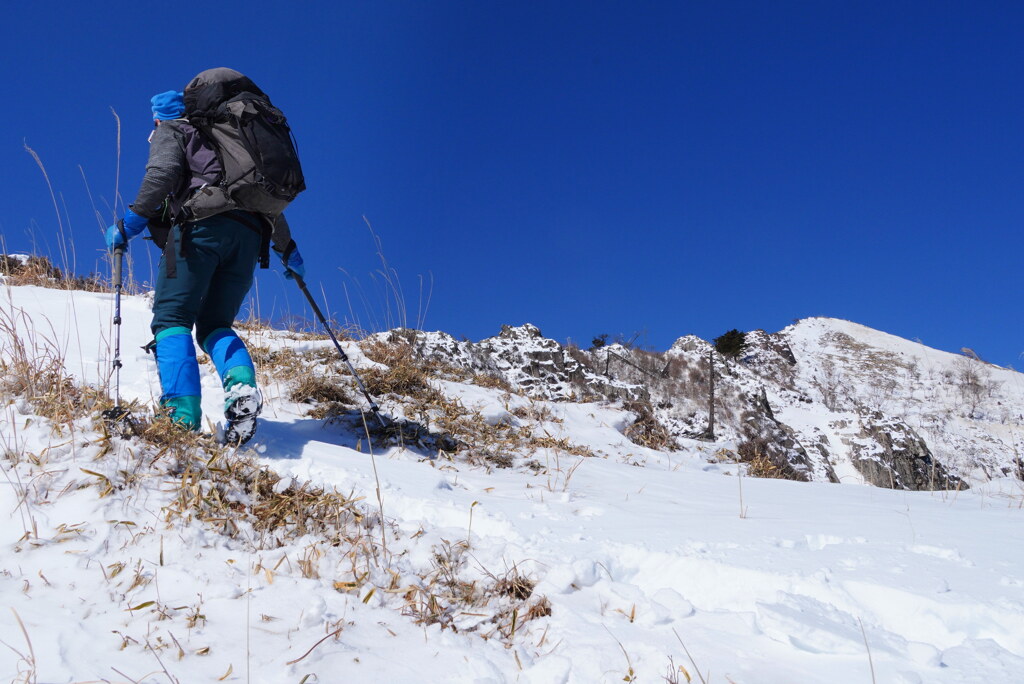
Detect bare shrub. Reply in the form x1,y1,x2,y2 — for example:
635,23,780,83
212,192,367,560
813,358,843,410
736,437,785,478
952,355,998,418
735,428,804,481
565,344,595,371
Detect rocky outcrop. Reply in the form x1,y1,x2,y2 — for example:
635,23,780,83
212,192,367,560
387,324,645,402
844,411,966,491
736,389,839,483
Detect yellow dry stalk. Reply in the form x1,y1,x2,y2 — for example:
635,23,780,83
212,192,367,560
51,522,88,543
80,469,115,498
297,543,324,579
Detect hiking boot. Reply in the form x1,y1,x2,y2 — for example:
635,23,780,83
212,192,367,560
224,386,262,445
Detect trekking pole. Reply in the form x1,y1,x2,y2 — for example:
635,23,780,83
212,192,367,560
101,239,135,435
292,273,388,429
111,244,124,401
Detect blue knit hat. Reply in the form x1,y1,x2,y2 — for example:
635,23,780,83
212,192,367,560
151,90,185,121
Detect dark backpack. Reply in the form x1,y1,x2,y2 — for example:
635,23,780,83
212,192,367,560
180,68,305,221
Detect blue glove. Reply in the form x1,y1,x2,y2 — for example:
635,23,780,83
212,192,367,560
283,246,306,280
105,208,149,251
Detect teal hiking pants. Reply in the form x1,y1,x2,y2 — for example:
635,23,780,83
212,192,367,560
151,213,262,341
150,213,262,428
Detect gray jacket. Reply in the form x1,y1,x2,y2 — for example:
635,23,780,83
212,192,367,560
132,119,294,254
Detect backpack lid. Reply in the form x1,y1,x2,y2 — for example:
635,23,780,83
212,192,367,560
184,68,268,123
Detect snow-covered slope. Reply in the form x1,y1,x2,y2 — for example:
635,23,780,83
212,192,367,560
1,282,1023,683
778,317,1024,484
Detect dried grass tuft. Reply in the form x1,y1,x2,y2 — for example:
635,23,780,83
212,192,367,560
472,372,515,393
622,400,678,451
0,307,103,429
0,254,109,293
360,340,434,398
736,437,787,479
528,435,596,459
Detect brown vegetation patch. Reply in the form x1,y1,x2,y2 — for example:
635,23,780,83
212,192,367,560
289,375,353,406
736,436,790,480
0,309,104,430
1,255,110,293
360,341,434,398
472,372,515,392
528,434,597,459
622,400,678,450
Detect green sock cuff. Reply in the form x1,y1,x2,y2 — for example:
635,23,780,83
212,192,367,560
155,326,193,343
224,365,257,392
161,395,202,431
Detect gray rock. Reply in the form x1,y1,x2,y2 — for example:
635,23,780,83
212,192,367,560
846,410,966,491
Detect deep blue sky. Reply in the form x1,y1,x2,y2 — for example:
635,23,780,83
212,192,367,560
1,2,1022,366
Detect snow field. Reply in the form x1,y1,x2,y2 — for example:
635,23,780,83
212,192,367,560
1,284,1023,682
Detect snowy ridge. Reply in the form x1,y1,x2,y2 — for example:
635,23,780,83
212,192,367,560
420,317,1020,490
779,317,1024,484
1,283,1023,682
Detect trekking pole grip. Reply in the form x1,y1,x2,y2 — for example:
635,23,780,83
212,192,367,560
112,246,125,324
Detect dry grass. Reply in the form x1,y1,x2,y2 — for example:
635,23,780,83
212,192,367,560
245,339,357,420
360,340,435,398
400,542,551,643
510,403,562,424
96,411,381,558
164,448,371,549
1,254,110,293
528,434,597,459
0,273,564,656
622,400,679,451
735,437,789,479
414,394,532,468
0,306,105,431
472,372,515,393
288,375,353,405
288,375,354,420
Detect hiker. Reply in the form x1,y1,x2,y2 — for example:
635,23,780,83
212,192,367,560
105,71,306,444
